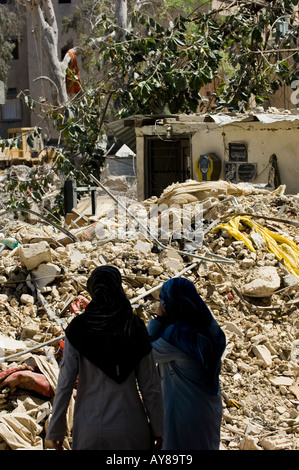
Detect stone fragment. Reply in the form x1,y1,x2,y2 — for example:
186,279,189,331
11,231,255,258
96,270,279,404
252,344,272,366
20,294,34,304
282,274,299,288
223,322,243,337
240,258,256,268
269,376,294,387
239,436,262,450
20,320,40,340
134,240,152,255
236,360,258,374
290,339,299,365
0,333,27,356
242,266,280,297
289,384,299,400
0,294,8,303
159,248,184,273
207,271,224,283
31,263,61,289
276,406,287,414
68,250,85,268
19,241,51,270
148,265,164,276
259,436,293,450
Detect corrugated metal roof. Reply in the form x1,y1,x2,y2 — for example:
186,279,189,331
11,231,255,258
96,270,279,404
204,112,299,126
107,112,299,150
106,118,137,153
106,114,178,152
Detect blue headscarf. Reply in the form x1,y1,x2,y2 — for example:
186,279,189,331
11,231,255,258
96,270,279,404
159,277,226,391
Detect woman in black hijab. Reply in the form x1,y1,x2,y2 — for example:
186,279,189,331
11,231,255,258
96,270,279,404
47,266,164,450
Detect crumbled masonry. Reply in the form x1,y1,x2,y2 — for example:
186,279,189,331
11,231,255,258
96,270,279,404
0,165,298,450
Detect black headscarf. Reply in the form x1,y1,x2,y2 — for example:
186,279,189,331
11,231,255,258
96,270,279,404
65,265,152,383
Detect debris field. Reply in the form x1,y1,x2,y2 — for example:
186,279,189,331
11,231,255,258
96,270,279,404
0,165,298,450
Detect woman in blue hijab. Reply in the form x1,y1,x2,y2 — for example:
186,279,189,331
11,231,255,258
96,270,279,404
147,277,226,450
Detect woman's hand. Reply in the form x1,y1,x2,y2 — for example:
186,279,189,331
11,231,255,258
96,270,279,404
51,440,64,450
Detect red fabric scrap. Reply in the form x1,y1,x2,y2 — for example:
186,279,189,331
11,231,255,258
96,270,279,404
1,370,54,398
65,49,81,94
0,365,35,387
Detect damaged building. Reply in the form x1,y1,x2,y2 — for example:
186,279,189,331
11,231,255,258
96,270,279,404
108,109,299,199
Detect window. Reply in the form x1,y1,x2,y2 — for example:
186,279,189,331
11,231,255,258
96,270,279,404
1,88,22,121
276,17,289,37
10,39,19,60
61,46,69,60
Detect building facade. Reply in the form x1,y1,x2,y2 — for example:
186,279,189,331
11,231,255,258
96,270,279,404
109,112,299,199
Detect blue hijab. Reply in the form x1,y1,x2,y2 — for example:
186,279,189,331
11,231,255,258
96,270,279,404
159,277,226,391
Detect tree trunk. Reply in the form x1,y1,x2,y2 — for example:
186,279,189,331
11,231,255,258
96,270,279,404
23,0,68,106
115,0,127,40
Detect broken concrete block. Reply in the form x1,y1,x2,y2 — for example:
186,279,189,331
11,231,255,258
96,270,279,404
239,436,262,450
0,333,27,357
223,321,243,337
242,266,280,297
20,294,34,304
208,271,224,283
0,294,8,304
20,320,40,340
134,240,152,255
259,436,293,450
31,263,61,289
283,274,299,288
269,376,294,387
159,248,184,273
19,241,51,271
252,344,272,367
289,383,299,400
148,265,164,276
68,249,85,268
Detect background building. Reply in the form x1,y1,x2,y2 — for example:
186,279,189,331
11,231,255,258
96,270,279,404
0,0,80,142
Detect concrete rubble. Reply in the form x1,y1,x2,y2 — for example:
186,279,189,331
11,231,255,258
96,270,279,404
0,165,299,450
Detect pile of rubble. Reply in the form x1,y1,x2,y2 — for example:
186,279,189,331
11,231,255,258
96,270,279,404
0,170,299,450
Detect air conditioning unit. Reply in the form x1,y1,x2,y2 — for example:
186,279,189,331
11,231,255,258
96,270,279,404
224,162,257,183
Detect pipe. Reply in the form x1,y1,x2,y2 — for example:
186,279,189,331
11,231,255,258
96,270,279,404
0,334,65,364
89,174,235,265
